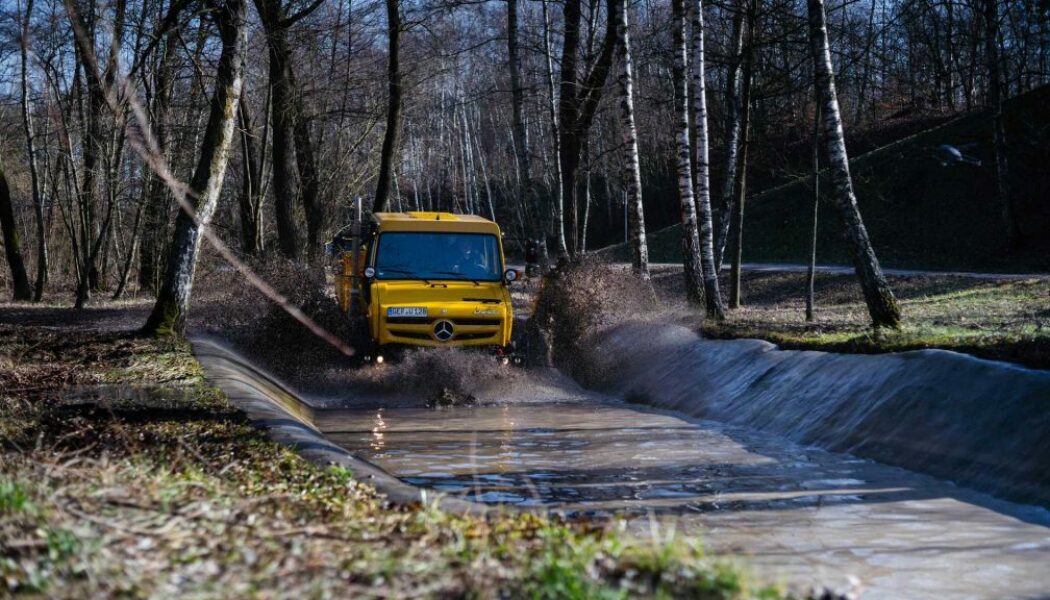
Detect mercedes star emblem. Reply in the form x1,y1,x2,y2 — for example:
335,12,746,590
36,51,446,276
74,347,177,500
433,320,455,342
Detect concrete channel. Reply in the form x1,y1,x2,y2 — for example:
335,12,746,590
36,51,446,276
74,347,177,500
193,335,1050,599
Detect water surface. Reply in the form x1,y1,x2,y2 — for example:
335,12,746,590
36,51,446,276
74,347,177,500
317,401,1050,599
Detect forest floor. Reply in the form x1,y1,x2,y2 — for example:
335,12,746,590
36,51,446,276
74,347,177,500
647,266,1050,370
0,301,786,599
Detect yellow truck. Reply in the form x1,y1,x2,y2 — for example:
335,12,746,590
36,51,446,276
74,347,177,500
332,211,520,363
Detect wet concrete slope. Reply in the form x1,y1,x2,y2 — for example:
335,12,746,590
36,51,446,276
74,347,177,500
589,322,1050,506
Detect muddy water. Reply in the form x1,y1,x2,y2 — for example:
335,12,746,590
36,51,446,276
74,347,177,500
317,401,1050,599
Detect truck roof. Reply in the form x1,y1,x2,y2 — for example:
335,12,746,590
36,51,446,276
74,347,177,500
372,212,501,235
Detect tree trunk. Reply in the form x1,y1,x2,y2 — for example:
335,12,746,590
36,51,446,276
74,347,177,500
112,182,145,299
806,102,820,322
21,0,47,301
138,28,178,294
373,0,401,213
689,0,725,319
294,101,322,259
807,0,901,329
714,1,746,273
557,0,617,257
614,0,649,279
507,0,534,233
0,151,33,301
74,38,106,308
541,0,567,257
558,0,582,256
984,0,1020,248
580,163,591,252
257,0,302,259
142,0,247,336
671,0,704,305
728,24,754,309
238,86,264,255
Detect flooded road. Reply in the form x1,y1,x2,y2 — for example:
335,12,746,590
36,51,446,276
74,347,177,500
317,401,1050,599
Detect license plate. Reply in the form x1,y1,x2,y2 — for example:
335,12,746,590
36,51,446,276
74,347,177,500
387,307,427,318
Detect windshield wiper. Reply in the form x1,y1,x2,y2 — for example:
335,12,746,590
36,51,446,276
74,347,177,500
433,271,480,286
380,268,431,285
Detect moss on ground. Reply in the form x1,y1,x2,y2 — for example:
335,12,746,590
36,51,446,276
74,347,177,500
0,310,788,598
647,268,1050,369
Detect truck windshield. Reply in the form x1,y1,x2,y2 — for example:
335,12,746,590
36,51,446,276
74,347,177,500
374,232,502,282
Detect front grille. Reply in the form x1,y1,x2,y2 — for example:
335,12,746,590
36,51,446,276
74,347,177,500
387,316,429,324
452,318,501,326
386,316,500,326
391,331,432,340
455,332,497,341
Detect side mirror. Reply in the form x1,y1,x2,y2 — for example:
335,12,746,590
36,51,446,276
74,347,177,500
364,266,376,279
504,268,521,284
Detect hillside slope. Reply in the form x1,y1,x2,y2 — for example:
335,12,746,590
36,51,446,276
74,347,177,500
608,84,1050,273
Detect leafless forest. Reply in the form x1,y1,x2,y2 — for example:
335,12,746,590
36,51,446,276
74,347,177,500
0,0,1047,330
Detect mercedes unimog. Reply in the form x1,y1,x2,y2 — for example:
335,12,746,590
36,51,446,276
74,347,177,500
331,210,520,364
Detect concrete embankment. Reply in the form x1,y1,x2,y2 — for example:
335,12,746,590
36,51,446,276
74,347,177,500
190,337,489,514
587,322,1050,506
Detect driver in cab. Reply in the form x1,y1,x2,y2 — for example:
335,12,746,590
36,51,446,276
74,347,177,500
451,236,489,280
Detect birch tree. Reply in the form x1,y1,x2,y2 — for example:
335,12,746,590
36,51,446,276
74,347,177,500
807,0,901,329
689,0,724,319
540,0,566,256
142,0,247,335
614,0,649,279
671,0,704,305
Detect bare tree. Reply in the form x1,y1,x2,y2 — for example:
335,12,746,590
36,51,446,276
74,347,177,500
255,0,319,259
727,0,754,309
615,0,649,279
806,101,819,322
557,0,617,256
541,0,566,256
20,0,48,301
807,0,901,329
142,0,247,335
0,149,33,301
983,0,1020,248
238,85,266,255
690,0,724,319
373,0,401,213
138,23,179,294
671,0,705,304
714,1,745,273
507,0,534,234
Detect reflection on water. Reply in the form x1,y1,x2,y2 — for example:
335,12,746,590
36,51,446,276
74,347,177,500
316,402,1050,600
370,410,387,452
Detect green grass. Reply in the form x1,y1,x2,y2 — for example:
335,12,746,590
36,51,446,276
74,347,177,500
604,84,1050,273
667,269,1050,369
